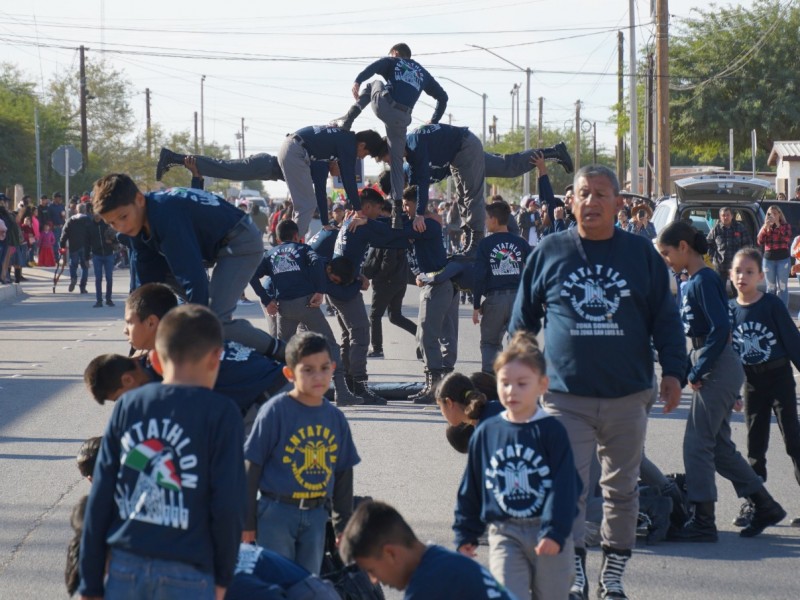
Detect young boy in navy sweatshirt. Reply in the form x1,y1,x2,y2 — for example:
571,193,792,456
92,173,272,354
79,305,246,600
242,332,361,574
341,500,514,600
472,200,530,373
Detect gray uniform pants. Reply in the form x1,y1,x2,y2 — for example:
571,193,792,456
194,153,282,182
275,295,345,377
478,290,515,373
543,388,651,551
488,518,574,600
684,344,762,502
450,131,486,232
484,149,537,178
361,81,412,202
417,281,459,371
277,137,316,239
328,293,370,379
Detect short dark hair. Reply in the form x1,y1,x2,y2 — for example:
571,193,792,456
733,247,763,272
77,436,102,478
435,372,487,420
83,354,137,405
285,331,332,370
340,500,418,563
445,423,475,454
494,331,546,376
328,256,356,285
355,130,385,157
359,188,384,205
92,173,140,214
378,170,392,196
382,200,393,214
65,496,88,596
486,201,511,225
574,165,620,196
155,304,223,366
390,43,412,58
126,283,178,321
469,371,497,399
276,219,299,242
657,220,709,255
402,186,418,202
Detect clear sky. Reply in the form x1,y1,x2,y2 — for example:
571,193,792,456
0,0,746,198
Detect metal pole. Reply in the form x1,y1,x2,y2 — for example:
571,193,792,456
629,0,639,193
510,85,516,131
200,75,206,154
523,68,531,195
447,113,453,203
617,31,625,185
482,94,487,145
64,151,70,207
241,117,246,156
593,122,597,165
194,111,199,155
729,129,734,174
34,104,42,201
145,88,152,159
79,45,89,168
656,0,671,196
575,100,581,173
537,97,543,147
752,130,757,177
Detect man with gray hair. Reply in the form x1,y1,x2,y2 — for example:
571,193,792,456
59,202,92,294
509,165,686,600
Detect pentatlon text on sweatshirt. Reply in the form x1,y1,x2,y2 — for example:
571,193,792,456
560,264,631,336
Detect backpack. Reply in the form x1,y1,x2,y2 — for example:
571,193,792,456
320,520,385,600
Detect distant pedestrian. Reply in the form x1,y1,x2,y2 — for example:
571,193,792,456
706,206,752,296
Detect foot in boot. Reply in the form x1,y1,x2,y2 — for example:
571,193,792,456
668,502,718,542
569,547,589,600
597,547,630,600
791,516,800,527
68,280,76,292
391,201,403,230
332,104,362,132
156,147,186,181
740,493,786,537
352,378,387,406
93,300,103,308
367,349,384,358
733,499,754,527
454,228,484,258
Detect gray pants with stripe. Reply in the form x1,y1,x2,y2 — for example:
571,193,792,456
328,293,370,379
275,295,345,377
450,131,486,232
417,281,459,371
478,290,515,373
484,149,538,178
194,153,283,182
277,137,316,239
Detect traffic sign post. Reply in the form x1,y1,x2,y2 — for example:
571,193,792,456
51,144,83,206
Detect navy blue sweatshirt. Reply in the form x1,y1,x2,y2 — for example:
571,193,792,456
334,217,413,272
473,232,530,309
408,217,447,274
417,258,475,290
292,126,361,209
354,56,448,123
79,383,245,595
453,411,580,551
226,543,319,600
509,228,686,397
406,124,470,216
251,243,325,304
216,341,284,413
307,226,340,260
681,267,730,383
324,273,364,301
135,187,246,306
730,293,800,369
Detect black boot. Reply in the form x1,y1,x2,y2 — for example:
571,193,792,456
391,199,403,230
408,370,433,403
732,499,754,527
332,373,364,407
597,546,631,600
740,487,786,537
156,147,187,181
68,279,76,292
662,480,691,535
412,370,444,405
13,267,21,283
457,227,484,258
668,501,717,542
569,546,589,600
540,140,575,173
352,376,387,406
333,104,363,132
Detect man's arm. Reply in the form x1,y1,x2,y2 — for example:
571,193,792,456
423,73,449,124
507,249,545,335
331,468,354,535
306,248,326,293
353,57,393,86
311,161,332,224
336,141,361,210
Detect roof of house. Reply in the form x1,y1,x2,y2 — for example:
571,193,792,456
768,141,800,166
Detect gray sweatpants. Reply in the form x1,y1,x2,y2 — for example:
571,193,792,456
450,131,486,232
488,518,574,600
361,81,412,202
543,388,651,551
484,149,538,178
276,136,316,239
417,281,459,371
328,293,370,379
478,290,515,373
275,295,345,377
194,153,283,182
684,344,762,502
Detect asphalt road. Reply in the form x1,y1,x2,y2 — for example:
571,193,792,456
1,268,799,599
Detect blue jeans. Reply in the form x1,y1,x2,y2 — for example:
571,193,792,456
92,253,114,301
105,549,214,600
256,496,328,575
69,248,89,288
763,257,790,306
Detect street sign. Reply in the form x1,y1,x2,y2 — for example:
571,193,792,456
51,144,83,177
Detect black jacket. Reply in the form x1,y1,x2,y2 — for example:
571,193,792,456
87,218,116,256
59,214,92,252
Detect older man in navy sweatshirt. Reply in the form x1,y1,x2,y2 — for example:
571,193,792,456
508,165,686,600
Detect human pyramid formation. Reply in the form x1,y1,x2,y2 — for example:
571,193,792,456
70,42,800,600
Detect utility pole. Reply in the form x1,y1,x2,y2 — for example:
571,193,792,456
617,31,624,186
645,54,654,197
492,115,498,144
145,88,152,159
200,75,206,154
537,97,543,147
241,117,246,157
575,100,581,173
193,112,198,154
593,122,597,164
655,0,671,196
629,0,639,193
79,45,89,168
524,68,531,195
34,104,42,201
510,84,517,131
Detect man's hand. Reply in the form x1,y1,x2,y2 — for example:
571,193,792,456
265,301,278,316
457,543,477,558
308,292,323,308
347,217,368,232
690,381,703,391
532,150,547,175
360,275,370,291
734,396,743,412
329,161,341,177
351,82,360,100
413,215,426,233
535,537,561,556
184,156,201,178
215,586,226,600
241,529,256,543
472,308,481,325
659,375,683,414
415,276,425,288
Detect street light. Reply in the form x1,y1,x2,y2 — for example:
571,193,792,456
469,44,531,194
200,75,206,154
439,76,487,145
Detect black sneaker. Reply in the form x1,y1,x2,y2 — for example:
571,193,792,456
92,301,103,308
733,500,754,527
790,517,800,527
105,299,115,307
80,287,89,294
68,280,76,292
367,350,384,358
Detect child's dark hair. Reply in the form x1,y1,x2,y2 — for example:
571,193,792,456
733,247,763,272
84,354,137,405
65,495,88,596
285,331,332,370
402,186,418,201
328,256,356,286
359,187,385,205
340,500,418,562
390,43,412,58
92,173,140,215
446,423,475,454
657,220,708,254
381,200,393,214
493,331,546,376
378,170,393,196
436,372,488,420
355,130,385,158
126,282,178,321
486,200,511,226
77,436,101,478
277,219,299,242
155,304,223,365
469,371,497,399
